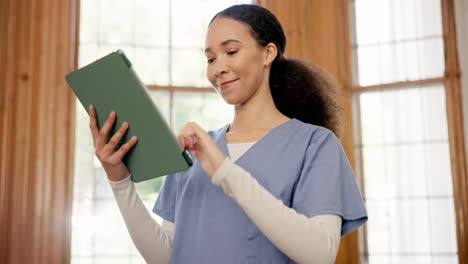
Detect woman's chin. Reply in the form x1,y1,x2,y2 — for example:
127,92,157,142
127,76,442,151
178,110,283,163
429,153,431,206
220,94,243,105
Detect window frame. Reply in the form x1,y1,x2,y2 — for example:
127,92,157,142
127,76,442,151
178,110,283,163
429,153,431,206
347,0,468,262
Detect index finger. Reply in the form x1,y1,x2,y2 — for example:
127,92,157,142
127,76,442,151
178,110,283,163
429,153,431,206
182,122,209,148
189,122,209,142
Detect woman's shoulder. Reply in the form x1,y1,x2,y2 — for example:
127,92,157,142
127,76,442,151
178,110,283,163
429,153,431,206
291,118,335,143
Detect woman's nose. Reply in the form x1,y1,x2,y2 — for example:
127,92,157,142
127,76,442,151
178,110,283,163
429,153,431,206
214,61,229,77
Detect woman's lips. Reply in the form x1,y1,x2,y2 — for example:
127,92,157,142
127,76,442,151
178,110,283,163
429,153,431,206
219,79,238,89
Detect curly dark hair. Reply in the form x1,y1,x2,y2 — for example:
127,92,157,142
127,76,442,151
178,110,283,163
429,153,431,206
210,4,343,135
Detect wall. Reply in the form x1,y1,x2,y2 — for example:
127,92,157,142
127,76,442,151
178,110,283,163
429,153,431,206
0,0,78,263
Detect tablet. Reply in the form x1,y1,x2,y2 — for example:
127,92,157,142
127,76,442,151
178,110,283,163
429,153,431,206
66,50,192,182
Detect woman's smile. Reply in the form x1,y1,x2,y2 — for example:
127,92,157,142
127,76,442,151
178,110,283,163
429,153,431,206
219,78,239,89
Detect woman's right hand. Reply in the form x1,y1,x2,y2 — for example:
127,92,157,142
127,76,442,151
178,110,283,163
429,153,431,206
89,104,138,182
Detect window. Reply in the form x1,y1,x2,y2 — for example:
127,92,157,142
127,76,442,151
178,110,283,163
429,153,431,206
71,0,251,263
351,0,459,263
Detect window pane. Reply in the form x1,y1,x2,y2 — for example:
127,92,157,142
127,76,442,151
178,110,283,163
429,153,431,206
134,48,170,86
429,199,458,253
148,90,171,127
352,1,456,261
99,0,134,45
354,0,393,45
353,0,445,86
356,84,458,263
78,44,99,68
426,142,453,196
171,0,207,48
389,199,431,253
79,0,99,44
134,0,170,47
171,48,210,87
359,91,384,145
355,0,442,44
421,85,449,140
172,91,234,133
93,200,132,256
356,46,381,86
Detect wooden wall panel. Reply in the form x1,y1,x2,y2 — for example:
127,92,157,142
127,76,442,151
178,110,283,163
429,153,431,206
257,0,360,263
0,0,78,263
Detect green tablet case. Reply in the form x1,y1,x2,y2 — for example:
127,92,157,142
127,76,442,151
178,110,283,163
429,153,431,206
65,50,192,182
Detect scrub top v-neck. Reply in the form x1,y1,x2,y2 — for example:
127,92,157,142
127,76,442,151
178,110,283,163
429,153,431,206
221,118,297,164
153,118,367,264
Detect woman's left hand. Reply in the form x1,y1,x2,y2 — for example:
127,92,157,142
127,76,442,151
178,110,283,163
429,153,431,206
178,122,226,178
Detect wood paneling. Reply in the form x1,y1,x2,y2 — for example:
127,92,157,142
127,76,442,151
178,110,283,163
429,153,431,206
442,0,468,263
257,1,360,263
0,0,79,263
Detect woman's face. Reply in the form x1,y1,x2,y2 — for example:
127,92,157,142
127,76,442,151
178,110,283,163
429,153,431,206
205,17,270,105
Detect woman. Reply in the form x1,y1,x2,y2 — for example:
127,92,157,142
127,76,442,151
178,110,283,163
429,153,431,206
90,4,367,264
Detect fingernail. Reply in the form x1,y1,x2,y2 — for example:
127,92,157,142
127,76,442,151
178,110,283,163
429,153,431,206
123,122,128,128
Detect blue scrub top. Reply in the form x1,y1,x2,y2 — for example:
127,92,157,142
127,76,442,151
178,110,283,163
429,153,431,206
153,118,367,264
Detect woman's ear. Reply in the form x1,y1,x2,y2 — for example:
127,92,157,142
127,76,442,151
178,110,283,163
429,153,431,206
264,43,278,67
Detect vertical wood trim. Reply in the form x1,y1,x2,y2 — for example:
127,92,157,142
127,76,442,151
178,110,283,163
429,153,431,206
65,2,80,263
0,0,15,261
441,0,468,262
257,0,360,263
0,0,79,262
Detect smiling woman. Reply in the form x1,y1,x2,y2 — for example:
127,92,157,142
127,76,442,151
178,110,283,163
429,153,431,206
100,4,367,264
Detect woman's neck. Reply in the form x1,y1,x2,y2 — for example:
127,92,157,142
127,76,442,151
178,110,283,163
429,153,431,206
229,85,290,132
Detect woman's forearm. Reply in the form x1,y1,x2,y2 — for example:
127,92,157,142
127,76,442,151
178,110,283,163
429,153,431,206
109,176,174,264
212,158,342,264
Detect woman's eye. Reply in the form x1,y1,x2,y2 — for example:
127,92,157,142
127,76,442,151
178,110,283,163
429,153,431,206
207,58,215,64
227,50,238,55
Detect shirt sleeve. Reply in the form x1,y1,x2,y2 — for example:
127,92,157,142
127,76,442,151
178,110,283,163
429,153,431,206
212,158,342,263
153,172,179,222
108,176,172,264
292,130,368,236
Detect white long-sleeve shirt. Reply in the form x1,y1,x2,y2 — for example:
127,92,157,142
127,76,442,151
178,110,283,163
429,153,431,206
109,142,342,264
